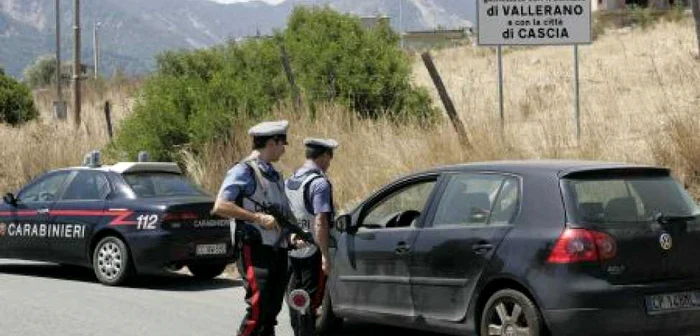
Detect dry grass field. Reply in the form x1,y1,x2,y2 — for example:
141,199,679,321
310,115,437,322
4,18,699,210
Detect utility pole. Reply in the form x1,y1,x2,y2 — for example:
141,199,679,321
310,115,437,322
56,0,61,99
54,0,66,120
399,0,404,49
73,0,81,126
93,22,101,79
693,0,700,57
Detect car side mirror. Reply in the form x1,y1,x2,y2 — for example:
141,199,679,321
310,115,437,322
3,193,17,206
335,214,352,233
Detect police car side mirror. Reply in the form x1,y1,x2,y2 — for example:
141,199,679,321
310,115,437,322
3,193,17,207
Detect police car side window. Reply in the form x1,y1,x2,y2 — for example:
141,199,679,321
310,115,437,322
61,171,111,201
18,172,71,203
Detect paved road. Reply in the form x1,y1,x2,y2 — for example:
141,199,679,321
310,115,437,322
0,259,440,336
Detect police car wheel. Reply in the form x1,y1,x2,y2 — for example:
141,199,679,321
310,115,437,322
93,236,133,286
316,286,342,334
188,262,227,279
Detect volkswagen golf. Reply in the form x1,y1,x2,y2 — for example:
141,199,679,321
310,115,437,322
318,160,700,336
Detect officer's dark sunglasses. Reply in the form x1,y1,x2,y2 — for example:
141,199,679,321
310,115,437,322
273,135,288,145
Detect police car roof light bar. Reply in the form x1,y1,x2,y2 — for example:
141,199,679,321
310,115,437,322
137,151,150,162
84,150,101,168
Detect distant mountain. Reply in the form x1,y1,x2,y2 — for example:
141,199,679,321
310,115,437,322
0,0,474,78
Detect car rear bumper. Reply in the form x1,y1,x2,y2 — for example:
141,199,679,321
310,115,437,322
537,276,700,336
545,307,700,336
126,230,234,274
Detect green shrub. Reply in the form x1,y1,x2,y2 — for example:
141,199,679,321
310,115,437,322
111,6,437,161
0,68,39,126
284,7,438,123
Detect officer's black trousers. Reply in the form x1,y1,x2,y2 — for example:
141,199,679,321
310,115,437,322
287,251,327,336
236,242,289,336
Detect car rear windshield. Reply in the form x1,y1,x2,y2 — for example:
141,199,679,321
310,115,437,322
123,172,207,198
562,174,700,225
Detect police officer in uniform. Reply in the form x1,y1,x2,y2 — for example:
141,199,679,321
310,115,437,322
212,120,302,336
284,138,339,336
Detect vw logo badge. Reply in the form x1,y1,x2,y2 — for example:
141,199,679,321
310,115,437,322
659,233,673,251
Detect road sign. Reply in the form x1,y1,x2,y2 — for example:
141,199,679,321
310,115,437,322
477,0,592,46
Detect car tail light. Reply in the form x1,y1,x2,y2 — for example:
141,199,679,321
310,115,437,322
547,228,617,264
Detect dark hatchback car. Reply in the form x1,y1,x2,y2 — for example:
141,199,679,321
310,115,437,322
319,160,700,336
0,155,233,286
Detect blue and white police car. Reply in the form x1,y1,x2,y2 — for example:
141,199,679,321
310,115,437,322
0,151,233,286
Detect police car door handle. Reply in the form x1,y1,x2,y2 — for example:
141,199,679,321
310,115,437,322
395,242,410,255
472,242,493,254
37,208,50,215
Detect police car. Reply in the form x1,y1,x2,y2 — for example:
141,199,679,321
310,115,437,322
0,151,233,286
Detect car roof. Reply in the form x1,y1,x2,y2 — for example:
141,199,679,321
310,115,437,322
53,162,182,175
419,159,668,178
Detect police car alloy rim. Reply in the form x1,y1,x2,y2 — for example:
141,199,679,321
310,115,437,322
97,242,123,279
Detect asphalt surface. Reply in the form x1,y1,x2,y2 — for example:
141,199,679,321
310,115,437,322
0,259,441,336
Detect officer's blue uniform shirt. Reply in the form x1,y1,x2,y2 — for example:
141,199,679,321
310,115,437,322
288,161,333,215
217,159,282,202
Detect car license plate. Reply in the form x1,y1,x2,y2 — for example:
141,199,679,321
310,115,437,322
645,291,700,314
196,243,227,256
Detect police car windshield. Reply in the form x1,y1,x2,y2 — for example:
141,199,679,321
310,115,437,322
123,172,207,198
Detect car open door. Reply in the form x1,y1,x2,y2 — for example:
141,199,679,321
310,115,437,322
331,174,440,318
409,173,520,322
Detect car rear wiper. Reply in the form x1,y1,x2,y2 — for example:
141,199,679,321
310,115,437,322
654,212,700,224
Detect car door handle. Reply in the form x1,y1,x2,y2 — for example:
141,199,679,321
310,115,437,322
472,243,493,254
37,208,50,215
395,242,411,255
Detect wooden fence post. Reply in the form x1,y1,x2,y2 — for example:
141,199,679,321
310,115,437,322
421,51,470,149
279,44,302,111
104,100,113,140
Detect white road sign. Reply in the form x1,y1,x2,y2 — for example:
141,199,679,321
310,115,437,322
477,0,592,45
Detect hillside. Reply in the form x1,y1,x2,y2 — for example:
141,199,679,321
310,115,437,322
0,0,474,78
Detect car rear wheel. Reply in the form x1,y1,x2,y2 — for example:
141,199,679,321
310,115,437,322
93,236,133,286
188,262,227,279
480,289,544,336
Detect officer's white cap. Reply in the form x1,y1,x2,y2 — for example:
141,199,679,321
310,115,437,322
303,138,339,149
248,120,289,137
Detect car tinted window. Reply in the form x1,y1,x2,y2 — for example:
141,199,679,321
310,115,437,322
18,171,71,202
433,174,508,227
61,171,111,200
362,179,437,229
563,176,700,224
490,177,520,224
123,173,207,198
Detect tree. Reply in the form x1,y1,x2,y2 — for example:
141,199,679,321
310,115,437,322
0,68,39,125
283,6,437,121
22,55,71,89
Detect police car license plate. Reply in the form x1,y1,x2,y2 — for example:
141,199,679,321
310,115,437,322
196,243,227,256
645,291,700,314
